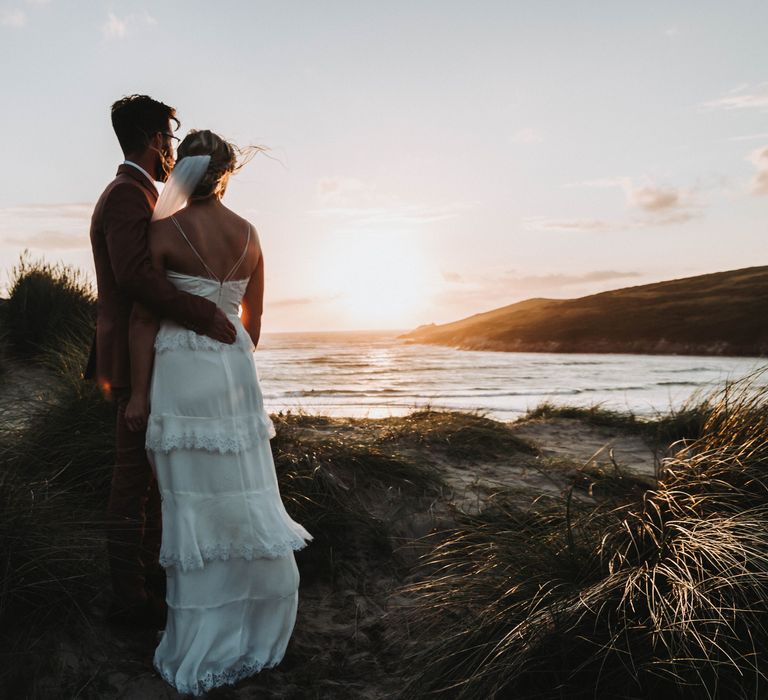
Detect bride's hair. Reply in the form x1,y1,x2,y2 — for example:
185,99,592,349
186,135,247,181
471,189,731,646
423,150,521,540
176,129,265,200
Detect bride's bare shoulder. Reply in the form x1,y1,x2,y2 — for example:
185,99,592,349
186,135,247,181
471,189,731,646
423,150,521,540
221,206,261,242
220,204,251,228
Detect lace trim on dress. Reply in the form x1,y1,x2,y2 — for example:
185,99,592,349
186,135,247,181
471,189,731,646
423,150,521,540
154,328,255,353
146,411,277,453
154,655,282,697
159,536,311,571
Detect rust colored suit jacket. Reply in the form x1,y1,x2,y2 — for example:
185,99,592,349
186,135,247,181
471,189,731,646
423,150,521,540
84,164,216,391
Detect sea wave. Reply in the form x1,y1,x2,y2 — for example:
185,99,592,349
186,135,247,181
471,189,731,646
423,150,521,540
255,332,762,419
656,380,704,387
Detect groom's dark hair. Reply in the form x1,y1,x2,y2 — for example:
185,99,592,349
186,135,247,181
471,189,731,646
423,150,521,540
111,94,179,156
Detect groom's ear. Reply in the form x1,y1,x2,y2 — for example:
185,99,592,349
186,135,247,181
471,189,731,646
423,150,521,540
147,130,165,155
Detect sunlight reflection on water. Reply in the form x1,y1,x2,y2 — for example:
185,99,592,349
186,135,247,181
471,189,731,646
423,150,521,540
255,331,768,421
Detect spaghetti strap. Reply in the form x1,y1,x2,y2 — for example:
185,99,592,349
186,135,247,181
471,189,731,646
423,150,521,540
170,216,221,282
222,223,252,282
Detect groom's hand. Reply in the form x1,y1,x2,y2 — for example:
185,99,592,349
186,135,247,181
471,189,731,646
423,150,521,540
124,393,149,433
206,308,237,344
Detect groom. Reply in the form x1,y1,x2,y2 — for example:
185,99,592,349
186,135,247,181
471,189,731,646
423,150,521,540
85,94,237,628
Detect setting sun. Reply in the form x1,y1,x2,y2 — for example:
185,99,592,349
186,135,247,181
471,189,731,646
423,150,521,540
317,230,434,329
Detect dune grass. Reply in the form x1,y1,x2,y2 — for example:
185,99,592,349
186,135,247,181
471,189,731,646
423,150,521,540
524,395,713,445
376,408,537,460
3,251,95,358
0,331,114,693
396,371,768,699
270,413,446,586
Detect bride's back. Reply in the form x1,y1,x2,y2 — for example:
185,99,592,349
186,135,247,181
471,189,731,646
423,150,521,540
152,201,260,282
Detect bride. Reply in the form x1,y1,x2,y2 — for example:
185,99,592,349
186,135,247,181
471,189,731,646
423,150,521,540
124,129,313,695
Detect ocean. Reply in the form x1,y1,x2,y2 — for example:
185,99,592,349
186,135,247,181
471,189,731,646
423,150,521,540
255,330,768,421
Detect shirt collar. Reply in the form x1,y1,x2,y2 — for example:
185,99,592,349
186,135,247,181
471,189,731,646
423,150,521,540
123,160,158,192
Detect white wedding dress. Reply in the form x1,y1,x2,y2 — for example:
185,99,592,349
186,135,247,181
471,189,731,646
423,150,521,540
145,234,313,695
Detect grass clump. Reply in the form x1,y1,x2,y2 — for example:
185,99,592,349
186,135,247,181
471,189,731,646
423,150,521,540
398,372,768,700
525,397,713,445
378,408,537,460
0,341,114,692
3,251,95,358
271,413,447,586
525,400,644,430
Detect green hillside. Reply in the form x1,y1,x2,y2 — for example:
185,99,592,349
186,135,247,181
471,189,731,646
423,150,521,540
401,267,768,356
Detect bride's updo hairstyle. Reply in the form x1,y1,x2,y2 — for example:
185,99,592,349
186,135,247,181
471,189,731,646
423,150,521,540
176,129,263,200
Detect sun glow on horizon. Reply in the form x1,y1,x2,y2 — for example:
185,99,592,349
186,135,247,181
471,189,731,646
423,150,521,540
317,230,435,329
1,4,767,333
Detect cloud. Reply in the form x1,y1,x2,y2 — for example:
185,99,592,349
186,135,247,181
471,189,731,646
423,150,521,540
1,8,26,26
559,176,699,228
559,270,643,284
510,270,643,290
269,297,316,308
663,26,679,38
316,176,371,208
749,146,768,195
101,11,156,40
269,293,342,309
510,128,543,144
6,231,89,250
1,202,93,250
102,12,126,38
433,268,646,312
522,217,619,233
728,132,768,142
444,269,643,289
0,203,93,221
311,176,475,229
652,211,698,225
628,184,681,211
568,176,690,211
312,204,468,227
621,181,695,216
702,83,768,111
565,177,627,189
523,209,698,233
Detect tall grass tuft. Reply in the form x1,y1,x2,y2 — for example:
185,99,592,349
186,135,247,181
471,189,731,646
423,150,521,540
525,395,714,445
3,251,95,358
271,414,446,586
398,370,768,699
378,409,537,460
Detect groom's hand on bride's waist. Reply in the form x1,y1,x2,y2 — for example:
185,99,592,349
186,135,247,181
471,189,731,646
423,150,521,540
204,308,237,344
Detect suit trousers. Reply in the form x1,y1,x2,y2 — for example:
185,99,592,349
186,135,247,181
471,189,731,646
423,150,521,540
107,388,165,606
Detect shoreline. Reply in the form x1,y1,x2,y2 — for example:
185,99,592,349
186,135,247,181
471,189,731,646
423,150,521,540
399,336,768,359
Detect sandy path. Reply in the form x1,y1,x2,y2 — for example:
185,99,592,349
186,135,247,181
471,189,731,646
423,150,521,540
510,417,658,477
0,356,59,432
402,417,659,523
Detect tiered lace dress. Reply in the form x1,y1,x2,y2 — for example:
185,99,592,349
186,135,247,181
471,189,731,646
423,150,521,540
146,220,313,696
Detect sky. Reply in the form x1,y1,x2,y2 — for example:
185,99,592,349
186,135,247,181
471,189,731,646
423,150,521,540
0,0,766,332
